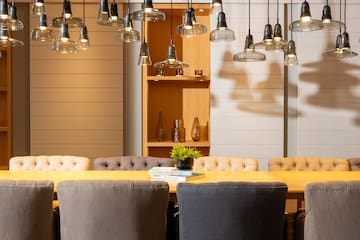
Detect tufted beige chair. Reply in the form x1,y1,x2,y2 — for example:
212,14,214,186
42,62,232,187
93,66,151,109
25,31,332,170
9,155,91,171
268,157,350,171
93,156,174,170
193,156,258,172
348,158,360,171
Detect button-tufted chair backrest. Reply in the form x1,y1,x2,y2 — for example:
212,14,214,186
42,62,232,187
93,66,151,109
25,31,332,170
268,157,350,171
93,156,175,170
193,156,258,172
348,158,360,171
9,155,91,171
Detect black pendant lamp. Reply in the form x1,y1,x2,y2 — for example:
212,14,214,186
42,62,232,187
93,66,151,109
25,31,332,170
290,0,323,32
176,0,207,38
209,4,235,42
321,0,345,31
132,0,166,22
285,0,298,66
52,0,83,28
116,0,140,43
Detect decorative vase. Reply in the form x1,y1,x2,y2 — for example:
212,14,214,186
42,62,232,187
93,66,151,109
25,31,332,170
191,117,200,141
156,111,165,141
176,158,194,170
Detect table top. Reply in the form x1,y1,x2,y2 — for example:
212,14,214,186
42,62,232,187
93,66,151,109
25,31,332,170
1,170,360,193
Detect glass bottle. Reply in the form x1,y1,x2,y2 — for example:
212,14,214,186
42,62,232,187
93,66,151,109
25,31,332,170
156,111,165,141
191,117,200,141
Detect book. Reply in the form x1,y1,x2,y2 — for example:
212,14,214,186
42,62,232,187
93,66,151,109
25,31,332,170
150,172,204,183
148,167,193,176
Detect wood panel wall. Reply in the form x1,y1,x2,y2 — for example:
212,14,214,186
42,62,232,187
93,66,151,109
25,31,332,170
30,3,124,159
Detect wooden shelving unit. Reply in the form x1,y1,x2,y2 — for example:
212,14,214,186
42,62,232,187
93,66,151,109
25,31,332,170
0,48,12,169
142,3,211,158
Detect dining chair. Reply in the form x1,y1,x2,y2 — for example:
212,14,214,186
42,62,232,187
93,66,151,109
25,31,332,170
177,182,288,240
193,156,258,171
93,156,174,170
57,180,169,240
304,181,360,240
0,180,55,240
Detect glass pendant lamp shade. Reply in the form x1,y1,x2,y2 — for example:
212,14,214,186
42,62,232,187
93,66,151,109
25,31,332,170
285,40,298,66
77,25,90,50
290,0,323,32
52,23,77,53
8,2,24,31
52,0,82,28
97,0,111,25
31,13,54,41
138,41,152,65
233,32,266,62
132,0,166,22
0,25,24,47
177,6,207,37
153,40,189,68
32,0,46,15
116,13,140,43
321,2,345,31
210,11,235,42
0,0,8,20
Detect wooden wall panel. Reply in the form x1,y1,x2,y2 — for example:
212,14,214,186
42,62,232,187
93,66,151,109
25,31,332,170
30,3,124,159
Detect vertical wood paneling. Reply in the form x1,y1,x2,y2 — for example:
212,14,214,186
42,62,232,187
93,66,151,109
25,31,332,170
30,3,124,159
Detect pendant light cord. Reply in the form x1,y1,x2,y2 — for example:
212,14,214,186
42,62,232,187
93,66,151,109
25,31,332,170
248,0,250,34
170,0,173,42
339,0,342,34
267,0,270,24
290,0,293,40
344,0,347,32
82,0,85,23
127,0,130,15
276,0,279,24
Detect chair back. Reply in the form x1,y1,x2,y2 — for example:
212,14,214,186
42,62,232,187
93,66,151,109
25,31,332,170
9,155,91,170
57,180,169,240
304,181,360,240
268,157,349,171
93,156,174,170
0,180,54,240
193,156,258,171
348,158,360,171
177,182,288,240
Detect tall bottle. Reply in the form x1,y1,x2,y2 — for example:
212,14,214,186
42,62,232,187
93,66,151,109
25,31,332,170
156,111,165,141
191,117,200,141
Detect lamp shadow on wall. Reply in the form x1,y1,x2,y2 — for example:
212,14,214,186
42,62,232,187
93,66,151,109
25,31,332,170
299,32,360,126
216,50,300,117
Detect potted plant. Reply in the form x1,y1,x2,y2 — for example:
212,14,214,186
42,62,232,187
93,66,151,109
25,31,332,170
170,145,201,170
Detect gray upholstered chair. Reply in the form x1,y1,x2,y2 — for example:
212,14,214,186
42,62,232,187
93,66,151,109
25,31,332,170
348,158,360,171
93,156,174,170
0,180,54,240
268,157,350,171
304,181,360,240
9,155,91,170
193,156,258,171
177,182,288,240
57,180,169,240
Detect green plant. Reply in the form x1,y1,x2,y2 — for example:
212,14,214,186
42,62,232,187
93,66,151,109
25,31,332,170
170,145,201,161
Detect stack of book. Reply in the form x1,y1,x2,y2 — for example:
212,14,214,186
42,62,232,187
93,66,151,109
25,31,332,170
149,167,203,182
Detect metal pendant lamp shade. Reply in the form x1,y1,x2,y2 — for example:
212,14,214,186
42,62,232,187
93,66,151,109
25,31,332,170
177,5,207,38
321,2,345,31
52,0,83,28
31,13,54,41
210,11,235,42
255,0,276,50
138,41,152,65
285,40,298,66
117,13,140,43
0,25,24,47
0,0,8,20
290,0,323,32
233,0,265,62
132,0,166,22
108,0,123,27
97,0,110,25
211,0,222,15
52,22,77,53
32,0,46,16
8,1,24,31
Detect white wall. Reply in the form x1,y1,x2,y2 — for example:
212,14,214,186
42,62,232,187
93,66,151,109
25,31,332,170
30,3,124,159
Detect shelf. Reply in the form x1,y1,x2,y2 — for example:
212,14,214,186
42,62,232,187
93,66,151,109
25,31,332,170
147,141,210,148
0,127,8,132
147,75,210,82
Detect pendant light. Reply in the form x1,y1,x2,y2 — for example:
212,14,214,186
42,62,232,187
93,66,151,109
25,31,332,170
97,0,110,25
321,0,345,31
137,20,151,65
132,0,165,22
285,0,298,66
233,0,265,62
109,0,123,26
8,0,24,31
209,3,235,42
254,0,274,49
77,0,89,51
31,13,54,41
0,25,24,47
176,0,207,38
0,0,9,20
52,21,77,53
337,0,357,58
154,0,189,69
290,0,323,32
32,0,46,16
52,0,83,28
116,0,140,43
